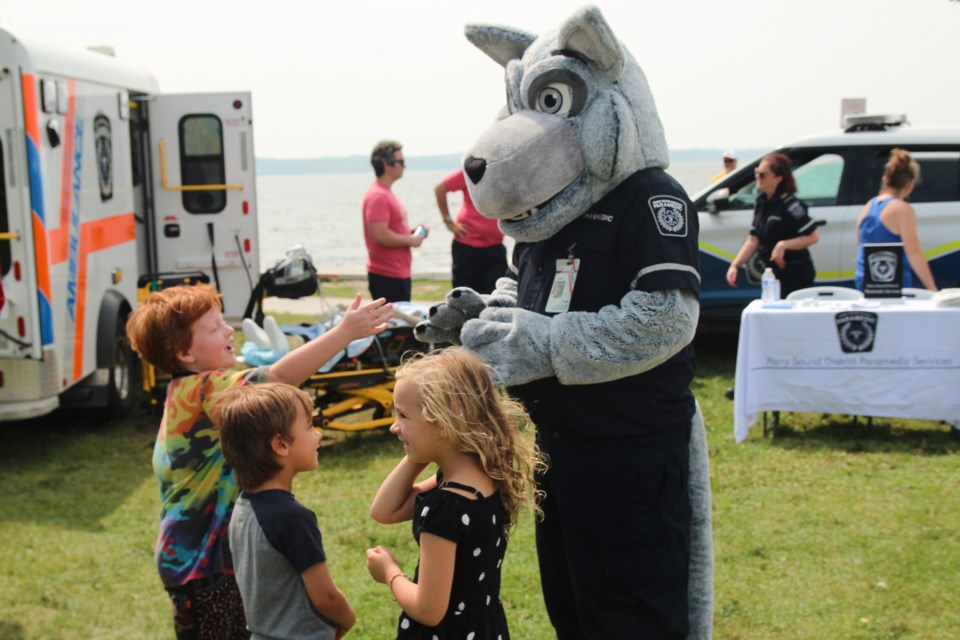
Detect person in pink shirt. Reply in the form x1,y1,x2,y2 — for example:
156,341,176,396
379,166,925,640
434,168,507,293
363,140,428,302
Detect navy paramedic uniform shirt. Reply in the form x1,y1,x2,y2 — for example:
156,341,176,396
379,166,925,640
749,191,816,296
750,192,816,270
510,168,700,441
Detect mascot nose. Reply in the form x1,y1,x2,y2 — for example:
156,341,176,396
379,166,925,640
464,157,487,185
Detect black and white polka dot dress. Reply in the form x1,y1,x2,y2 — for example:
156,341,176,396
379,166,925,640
396,474,510,640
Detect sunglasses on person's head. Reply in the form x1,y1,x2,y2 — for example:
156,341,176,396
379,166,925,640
754,170,767,179
724,158,735,164
390,159,406,167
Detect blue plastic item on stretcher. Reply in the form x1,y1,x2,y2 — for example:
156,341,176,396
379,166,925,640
241,321,376,372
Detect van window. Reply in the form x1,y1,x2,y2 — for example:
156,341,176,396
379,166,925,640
726,152,845,210
913,152,960,203
178,114,226,214
793,154,844,207
862,150,960,204
0,137,10,276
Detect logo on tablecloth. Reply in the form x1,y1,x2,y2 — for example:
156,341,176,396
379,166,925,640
835,311,878,353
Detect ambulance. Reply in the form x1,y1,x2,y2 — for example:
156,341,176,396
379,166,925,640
0,28,259,420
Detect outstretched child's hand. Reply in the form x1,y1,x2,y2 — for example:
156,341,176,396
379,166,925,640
365,545,401,584
339,295,394,341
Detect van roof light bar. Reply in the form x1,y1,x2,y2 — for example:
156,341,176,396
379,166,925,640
843,114,908,133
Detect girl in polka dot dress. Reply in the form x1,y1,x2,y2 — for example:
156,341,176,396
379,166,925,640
366,347,546,639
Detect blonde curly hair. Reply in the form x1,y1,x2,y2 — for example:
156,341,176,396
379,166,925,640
397,347,546,534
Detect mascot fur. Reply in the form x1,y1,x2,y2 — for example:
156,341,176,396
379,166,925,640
416,6,713,638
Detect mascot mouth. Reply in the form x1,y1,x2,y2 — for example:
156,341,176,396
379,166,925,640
509,195,558,221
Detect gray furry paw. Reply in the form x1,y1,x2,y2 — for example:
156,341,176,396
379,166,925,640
484,277,519,308
413,321,461,345
461,307,554,386
413,287,487,345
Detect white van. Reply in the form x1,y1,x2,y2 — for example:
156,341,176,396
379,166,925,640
693,116,960,323
0,29,259,419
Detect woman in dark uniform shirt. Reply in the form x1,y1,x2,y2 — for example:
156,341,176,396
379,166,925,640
726,152,820,297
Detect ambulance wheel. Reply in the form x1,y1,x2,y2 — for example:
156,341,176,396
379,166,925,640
105,320,139,418
97,295,141,419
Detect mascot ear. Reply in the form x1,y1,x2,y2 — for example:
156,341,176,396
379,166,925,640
465,24,535,68
557,5,624,82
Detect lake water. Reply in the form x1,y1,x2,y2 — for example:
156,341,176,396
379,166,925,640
255,161,719,277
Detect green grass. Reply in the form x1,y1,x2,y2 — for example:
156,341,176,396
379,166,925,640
1,330,958,639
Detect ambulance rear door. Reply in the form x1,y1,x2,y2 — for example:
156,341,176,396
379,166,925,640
147,92,259,320
0,61,43,361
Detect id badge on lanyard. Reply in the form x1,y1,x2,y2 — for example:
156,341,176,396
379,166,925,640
545,257,580,313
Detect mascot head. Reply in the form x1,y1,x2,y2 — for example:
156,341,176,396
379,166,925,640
463,5,669,243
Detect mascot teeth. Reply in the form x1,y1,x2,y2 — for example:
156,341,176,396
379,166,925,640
512,197,553,221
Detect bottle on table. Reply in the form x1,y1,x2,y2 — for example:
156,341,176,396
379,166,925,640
761,267,779,301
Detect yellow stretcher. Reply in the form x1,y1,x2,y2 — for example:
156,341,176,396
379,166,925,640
303,324,426,432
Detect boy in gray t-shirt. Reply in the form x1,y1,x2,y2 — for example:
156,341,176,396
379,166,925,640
216,383,356,639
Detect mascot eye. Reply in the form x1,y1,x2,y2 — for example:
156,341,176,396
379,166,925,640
536,83,573,116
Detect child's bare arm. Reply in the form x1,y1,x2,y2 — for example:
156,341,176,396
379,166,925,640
369,457,435,524
268,295,393,385
366,534,456,627
301,562,356,637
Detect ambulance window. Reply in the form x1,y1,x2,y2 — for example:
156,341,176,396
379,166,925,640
0,137,10,276
178,114,226,214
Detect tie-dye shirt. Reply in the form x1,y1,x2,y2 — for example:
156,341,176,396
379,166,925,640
153,366,270,587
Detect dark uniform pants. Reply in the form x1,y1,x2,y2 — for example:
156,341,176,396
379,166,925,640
536,428,691,639
451,241,507,294
772,259,815,299
367,272,412,303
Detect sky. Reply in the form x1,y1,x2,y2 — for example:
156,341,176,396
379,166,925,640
1,0,958,160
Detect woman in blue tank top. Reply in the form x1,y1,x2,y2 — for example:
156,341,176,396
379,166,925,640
854,148,938,292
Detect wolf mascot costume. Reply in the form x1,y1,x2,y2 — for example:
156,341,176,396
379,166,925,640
416,6,713,638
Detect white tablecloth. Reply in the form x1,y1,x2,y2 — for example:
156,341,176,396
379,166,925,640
733,299,960,442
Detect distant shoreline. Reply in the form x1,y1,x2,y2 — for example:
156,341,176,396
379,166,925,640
256,149,768,176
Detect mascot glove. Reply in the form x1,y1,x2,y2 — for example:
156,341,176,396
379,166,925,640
485,276,519,308
461,307,555,387
414,287,487,345
414,278,519,345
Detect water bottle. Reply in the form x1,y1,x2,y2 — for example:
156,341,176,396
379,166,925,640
761,267,777,301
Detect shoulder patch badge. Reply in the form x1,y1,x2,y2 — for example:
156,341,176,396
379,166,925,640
647,196,687,237
786,199,805,220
